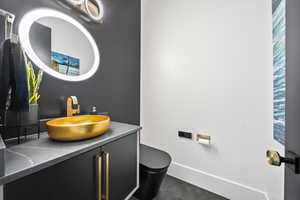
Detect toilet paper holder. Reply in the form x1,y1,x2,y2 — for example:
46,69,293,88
196,134,211,145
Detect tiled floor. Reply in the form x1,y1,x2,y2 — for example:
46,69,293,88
131,175,228,200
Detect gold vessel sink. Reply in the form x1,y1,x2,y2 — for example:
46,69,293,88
47,115,110,141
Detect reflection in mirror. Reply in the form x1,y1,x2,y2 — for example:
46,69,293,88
19,9,100,81
30,17,94,76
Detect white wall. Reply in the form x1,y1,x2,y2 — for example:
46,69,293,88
141,0,284,200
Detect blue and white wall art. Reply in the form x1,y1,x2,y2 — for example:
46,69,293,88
273,0,286,145
51,51,80,76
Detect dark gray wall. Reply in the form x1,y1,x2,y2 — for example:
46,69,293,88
0,0,140,139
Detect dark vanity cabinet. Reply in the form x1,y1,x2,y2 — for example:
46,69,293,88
102,133,137,200
4,133,138,200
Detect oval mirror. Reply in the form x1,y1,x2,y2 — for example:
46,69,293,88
19,8,100,81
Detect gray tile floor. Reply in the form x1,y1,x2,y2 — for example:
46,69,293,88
131,175,228,200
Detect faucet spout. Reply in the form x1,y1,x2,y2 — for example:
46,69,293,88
67,96,80,117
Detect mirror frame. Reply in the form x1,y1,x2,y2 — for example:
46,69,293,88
19,8,100,82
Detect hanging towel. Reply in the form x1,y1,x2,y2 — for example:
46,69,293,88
10,41,29,112
0,39,29,113
0,39,12,112
0,16,8,122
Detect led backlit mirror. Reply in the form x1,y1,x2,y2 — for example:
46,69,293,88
19,8,100,81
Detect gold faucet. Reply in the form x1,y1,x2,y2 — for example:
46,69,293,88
67,96,80,117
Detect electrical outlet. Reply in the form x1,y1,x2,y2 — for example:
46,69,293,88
178,131,193,139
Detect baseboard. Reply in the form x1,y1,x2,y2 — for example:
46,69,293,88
168,162,269,200
125,186,138,200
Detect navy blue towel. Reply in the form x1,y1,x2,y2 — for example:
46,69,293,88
0,39,29,113
10,41,29,112
0,39,12,112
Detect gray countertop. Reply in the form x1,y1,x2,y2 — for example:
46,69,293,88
0,121,141,185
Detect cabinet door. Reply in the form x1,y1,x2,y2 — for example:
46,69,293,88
5,148,101,200
102,133,138,200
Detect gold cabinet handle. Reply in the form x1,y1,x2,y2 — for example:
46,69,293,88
105,152,110,200
96,155,102,200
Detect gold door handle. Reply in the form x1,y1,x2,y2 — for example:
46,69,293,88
266,150,282,166
266,150,295,166
96,155,102,200
105,152,110,200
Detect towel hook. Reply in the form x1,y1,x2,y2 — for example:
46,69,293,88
0,9,16,40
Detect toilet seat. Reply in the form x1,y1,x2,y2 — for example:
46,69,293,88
140,144,172,172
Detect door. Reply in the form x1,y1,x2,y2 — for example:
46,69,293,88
267,0,300,199
285,0,300,198
101,133,138,200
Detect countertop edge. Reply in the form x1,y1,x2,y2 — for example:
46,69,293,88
0,124,142,185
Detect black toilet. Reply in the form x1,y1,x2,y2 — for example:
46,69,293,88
134,144,172,200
